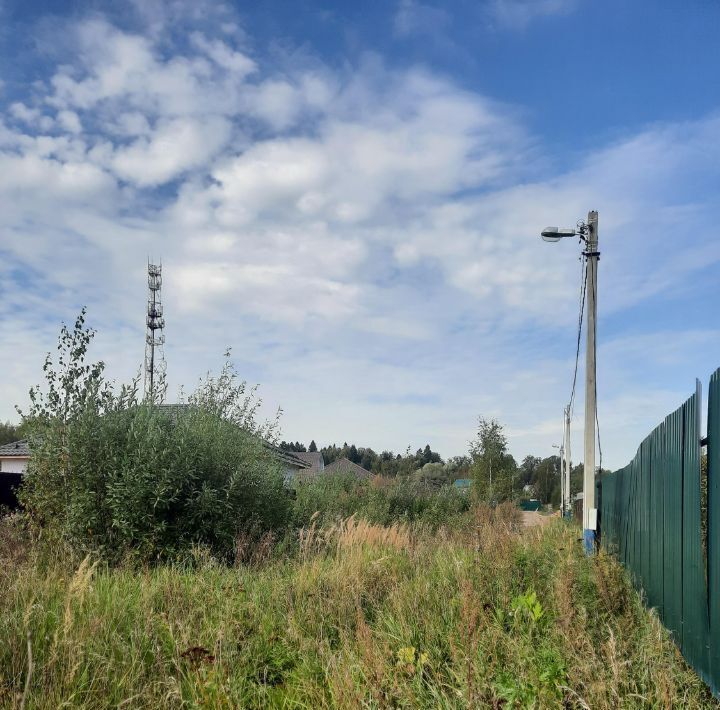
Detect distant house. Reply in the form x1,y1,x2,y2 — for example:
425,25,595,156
0,440,30,474
0,440,30,510
276,449,324,484
453,478,472,491
323,457,372,479
290,451,324,474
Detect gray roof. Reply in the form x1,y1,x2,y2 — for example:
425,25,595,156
324,457,371,479
290,451,324,472
0,440,30,457
264,445,318,470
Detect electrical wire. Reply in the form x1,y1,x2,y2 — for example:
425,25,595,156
568,254,588,418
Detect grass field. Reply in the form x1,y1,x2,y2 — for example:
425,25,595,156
0,508,716,709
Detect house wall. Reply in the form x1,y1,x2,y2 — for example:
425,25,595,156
0,458,29,474
282,464,304,485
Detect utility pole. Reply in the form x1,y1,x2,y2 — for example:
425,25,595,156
559,412,566,516
563,404,571,517
558,442,564,514
540,212,600,545
583,210,599,553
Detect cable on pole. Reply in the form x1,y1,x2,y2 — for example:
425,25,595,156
568,253,588,418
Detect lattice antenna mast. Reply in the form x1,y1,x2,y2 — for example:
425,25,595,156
144,261,166,400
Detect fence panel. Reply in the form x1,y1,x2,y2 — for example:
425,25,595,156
681,385,709,677
708,370,720,689
600,369,720,697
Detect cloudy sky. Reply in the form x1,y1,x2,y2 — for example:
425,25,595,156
1,0,719,468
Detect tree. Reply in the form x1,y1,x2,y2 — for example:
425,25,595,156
308,440,317,452
533,456,561,505
348,444,359,463
445,455,471,481
412,462,451,490
360,449,375,471
570,463,583,497
469,417,516,503
0,421,21,446
519,455,541,488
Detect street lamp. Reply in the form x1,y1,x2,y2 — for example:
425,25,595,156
541,211,600,554
541,227,577,242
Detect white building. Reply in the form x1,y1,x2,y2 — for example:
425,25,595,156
0,440,30,474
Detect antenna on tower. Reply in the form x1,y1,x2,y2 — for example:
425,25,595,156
144,260,166,400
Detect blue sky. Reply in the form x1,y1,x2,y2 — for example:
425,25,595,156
0,0,719,468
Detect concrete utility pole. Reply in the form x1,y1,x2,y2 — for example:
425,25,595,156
540,211,600,550
583,210,599,552
563,404,571,517
559,437,565,517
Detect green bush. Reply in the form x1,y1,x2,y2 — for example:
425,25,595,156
19,312,290,563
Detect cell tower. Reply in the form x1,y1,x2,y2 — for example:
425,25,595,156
144,261,166,399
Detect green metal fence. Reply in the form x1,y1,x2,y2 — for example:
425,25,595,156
599,368,720,696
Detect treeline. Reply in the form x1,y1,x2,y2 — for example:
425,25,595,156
321,443,447,477
0,421,22,446
279,437,470,480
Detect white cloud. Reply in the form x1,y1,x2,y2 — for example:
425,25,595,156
57,110,82,134
489,0,578,30
190,32,256,76
394,0,451,37
9,102,40,123
0,150,115,198
110,116,232,186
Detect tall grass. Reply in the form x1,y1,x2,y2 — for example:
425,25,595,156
0,510,715,708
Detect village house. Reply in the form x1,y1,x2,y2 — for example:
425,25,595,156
323,457,372,479
0,439,30,474
0,440,29,509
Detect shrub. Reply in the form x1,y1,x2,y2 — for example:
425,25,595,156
19,312,290,562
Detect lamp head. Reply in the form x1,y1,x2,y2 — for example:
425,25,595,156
541,227,576,242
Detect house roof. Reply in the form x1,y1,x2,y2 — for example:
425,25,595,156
290,451,324,472
0,440,30,457
324,457,371,479
265,445,317,470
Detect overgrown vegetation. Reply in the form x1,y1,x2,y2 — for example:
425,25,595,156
18,312,290,563
14,312,473,564
0,509,716,708
293,472,472,530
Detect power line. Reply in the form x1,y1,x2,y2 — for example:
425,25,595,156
567,249,603,475
568,254,588,418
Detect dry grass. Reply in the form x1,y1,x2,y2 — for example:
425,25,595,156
299,513,413,560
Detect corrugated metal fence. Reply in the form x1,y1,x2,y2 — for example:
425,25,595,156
599,368,720,696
